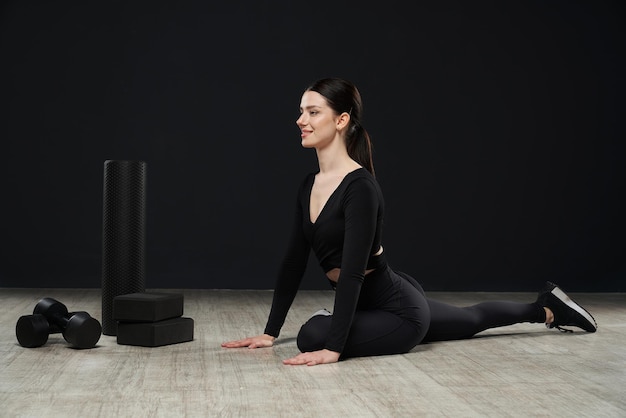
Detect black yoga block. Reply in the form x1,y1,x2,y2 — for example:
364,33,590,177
117,317,194,347
113,292,183,322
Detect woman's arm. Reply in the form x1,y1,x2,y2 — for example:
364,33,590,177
222,178,311,348
325,177,380,353
263,183,311,338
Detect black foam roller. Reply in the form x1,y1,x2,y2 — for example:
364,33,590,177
101,160,147,335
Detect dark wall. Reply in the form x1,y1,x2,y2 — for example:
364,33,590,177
1,1,624,291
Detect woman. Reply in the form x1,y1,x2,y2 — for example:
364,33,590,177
222,77,597,366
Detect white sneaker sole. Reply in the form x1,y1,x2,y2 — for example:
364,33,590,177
551,286,597,331
310,309,332,318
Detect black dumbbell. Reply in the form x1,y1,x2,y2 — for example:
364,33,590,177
16,298,102,349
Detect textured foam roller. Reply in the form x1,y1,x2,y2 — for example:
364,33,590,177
101,160,147,335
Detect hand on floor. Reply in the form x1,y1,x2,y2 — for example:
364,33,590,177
221,334,275,349
283,349,340,366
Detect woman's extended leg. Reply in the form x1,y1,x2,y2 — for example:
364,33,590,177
422,281,597,342
423,298,545,342
397,271,545,341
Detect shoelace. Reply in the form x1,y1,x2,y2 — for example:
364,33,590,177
545,323,574,333
554,326,574,333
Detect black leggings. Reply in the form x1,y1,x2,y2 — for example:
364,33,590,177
297,268,546,359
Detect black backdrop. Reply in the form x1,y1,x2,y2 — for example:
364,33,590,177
1,1,624,291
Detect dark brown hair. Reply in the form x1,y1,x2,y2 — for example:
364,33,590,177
305,78,375,176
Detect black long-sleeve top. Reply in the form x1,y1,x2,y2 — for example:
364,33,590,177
264,168,386,353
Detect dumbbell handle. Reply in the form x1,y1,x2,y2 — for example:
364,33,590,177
48,322,62,334
47,311,87,329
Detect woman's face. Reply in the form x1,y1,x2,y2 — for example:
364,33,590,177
296,90,339,149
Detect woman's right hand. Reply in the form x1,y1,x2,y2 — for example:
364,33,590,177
221,334,275,349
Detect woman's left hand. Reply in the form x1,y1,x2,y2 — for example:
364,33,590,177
282,349,340,366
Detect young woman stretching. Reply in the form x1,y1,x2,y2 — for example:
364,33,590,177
222,77,597,366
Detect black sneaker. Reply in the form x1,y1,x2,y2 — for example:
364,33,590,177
537,281,597,333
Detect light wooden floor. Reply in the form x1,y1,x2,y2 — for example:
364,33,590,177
1,288,624,418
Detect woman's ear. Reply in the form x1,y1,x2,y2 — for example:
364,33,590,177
336,112,351,130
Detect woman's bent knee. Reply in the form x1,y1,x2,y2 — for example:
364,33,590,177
296,315,331,352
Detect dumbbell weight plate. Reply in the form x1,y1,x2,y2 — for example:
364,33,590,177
16,314,50,348
63,312,102,349
33,297,68,317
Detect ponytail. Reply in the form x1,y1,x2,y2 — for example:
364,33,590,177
346,123,375,177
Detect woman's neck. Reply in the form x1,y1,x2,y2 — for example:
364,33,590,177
315,140,360,175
